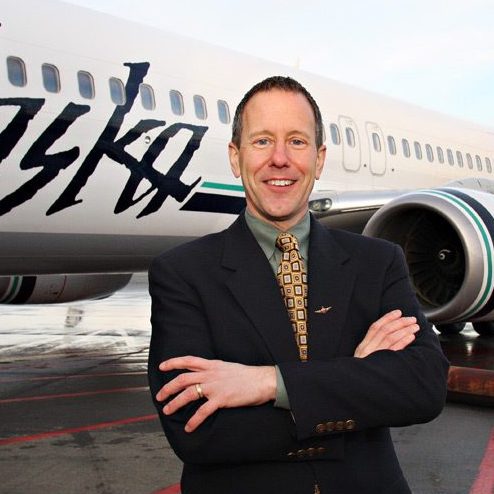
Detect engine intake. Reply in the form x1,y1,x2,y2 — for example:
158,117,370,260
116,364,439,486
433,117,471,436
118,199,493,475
363,188,494,324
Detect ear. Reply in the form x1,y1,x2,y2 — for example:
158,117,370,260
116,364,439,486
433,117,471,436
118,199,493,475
228,142,241,178
315,144,326,180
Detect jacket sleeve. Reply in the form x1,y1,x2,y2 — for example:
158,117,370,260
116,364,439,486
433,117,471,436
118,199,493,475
278,244,450,441
147,253,341,465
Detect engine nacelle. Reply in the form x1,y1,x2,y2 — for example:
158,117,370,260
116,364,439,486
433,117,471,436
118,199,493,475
363,187,494,324
0,273,132,304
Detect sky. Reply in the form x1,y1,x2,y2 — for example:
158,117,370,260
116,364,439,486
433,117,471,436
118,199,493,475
66,0,494,128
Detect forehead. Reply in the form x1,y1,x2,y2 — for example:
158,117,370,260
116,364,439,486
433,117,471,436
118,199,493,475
242,89,316,135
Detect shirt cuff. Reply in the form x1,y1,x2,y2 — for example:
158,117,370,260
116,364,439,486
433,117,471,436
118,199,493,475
274,365,291,410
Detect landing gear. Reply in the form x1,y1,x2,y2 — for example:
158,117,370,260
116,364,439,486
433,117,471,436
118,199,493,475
435,322,465,335
473,322,494,336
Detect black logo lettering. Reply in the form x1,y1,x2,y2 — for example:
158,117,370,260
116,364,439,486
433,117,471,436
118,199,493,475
0,62,209,218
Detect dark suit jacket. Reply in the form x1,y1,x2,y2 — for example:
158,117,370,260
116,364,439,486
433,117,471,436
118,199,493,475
148,213,449,494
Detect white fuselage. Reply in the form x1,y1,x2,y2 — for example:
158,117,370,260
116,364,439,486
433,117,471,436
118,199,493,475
1,0,493,275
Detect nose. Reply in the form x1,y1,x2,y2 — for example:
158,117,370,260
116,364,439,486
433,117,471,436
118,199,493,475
271,141,289,167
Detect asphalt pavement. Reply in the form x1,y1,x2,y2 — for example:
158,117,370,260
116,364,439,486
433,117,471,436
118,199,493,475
1,275,493,494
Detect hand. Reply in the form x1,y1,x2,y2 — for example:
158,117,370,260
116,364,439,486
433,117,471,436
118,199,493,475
156,356,277,432
354,309,419,358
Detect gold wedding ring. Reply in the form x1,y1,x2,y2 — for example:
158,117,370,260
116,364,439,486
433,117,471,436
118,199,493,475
195,383,204,399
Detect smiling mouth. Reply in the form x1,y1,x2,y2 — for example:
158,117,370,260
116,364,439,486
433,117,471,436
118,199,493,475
266,179,295,187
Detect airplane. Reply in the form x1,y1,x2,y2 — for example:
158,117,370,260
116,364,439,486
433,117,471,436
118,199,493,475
1,0,494,337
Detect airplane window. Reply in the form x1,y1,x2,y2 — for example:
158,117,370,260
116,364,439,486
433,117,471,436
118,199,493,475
486,157,492,173
78,71,95,99
193,95,207,120
170,90,184,115
329,124,341,145
345,127,356,148
466,153,473,169
109,78,126,105
476,155,483,171
436,146,444,164
372,133,382,152
446,149,454,166
217,100,230,124
402,139,410,158
7,56,27,87
414,142,422,160
456,151,464,168
387,136,396,155
140,84,156,110
425,144,434,162
42,63,60,93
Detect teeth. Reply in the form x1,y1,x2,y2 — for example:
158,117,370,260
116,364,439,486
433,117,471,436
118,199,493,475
267,179,294,186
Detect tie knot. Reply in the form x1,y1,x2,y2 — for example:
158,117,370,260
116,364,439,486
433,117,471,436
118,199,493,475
276,232,300,253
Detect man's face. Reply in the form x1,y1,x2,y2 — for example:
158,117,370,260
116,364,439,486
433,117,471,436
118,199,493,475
229,89,326,231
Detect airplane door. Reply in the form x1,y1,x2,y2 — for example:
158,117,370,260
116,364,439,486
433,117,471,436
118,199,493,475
338,116,361,172
366,122,386,175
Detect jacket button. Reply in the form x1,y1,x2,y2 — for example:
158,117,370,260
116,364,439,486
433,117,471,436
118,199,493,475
325,421,335,431
316,423,326,434
297,449,306,458
287,451,295,459
307,447,316,456
317,447,326,455
335,420,345,431
345,419,356,430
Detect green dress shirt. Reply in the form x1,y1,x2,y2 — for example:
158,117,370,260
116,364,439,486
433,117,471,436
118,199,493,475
244,210,311,410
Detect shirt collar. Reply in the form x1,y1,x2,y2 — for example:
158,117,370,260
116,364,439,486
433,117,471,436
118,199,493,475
244,209,310,260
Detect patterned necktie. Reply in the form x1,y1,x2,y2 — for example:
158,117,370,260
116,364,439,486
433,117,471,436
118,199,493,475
276,232,308,361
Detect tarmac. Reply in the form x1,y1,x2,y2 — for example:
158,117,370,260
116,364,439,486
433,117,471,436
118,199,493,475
1,275,493,494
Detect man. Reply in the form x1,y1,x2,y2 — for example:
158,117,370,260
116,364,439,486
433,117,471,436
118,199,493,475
148,76,449,494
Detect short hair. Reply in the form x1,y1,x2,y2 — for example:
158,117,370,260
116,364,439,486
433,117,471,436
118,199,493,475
231,76,324,148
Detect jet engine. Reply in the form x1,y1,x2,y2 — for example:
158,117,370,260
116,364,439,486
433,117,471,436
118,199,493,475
0,273,132,304
363,187,494,334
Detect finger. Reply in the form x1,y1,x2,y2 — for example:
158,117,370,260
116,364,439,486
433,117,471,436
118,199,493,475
355,321,418,358
159,355,213,372
359,310,403,348
163,384,204,415
156,371,204,402
184,400,219,433
389,332,416,351
368,310,403,334
378,324,419,348
366,317,417,350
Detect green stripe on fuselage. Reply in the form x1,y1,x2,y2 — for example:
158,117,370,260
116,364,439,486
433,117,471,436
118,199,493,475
202,181,244,193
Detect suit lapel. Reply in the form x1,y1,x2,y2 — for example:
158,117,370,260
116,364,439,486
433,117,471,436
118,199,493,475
222,216,300,363
307,218,355,359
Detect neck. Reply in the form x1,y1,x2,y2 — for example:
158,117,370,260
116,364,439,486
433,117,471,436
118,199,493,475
246,206,309,232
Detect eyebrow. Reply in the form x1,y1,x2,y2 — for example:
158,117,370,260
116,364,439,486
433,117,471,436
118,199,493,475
247,129,312,140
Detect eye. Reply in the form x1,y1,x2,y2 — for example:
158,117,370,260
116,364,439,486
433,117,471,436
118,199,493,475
290,137,307,147
253,137,271,147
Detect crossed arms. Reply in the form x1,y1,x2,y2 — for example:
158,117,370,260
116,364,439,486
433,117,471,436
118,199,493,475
157,309,419,433
148,241,448,463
